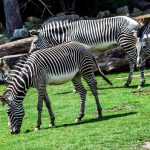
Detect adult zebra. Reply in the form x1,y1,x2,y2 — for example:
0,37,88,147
29,16,143,88
0,42,112,134
136,22,150,77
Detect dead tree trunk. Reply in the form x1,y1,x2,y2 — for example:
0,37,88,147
3,0,22,36
0,37,34,57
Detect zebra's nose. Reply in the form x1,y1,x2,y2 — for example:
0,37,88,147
11,128,20,134
136,64,141,70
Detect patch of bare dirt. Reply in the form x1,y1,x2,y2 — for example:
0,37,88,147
103,105,134,112
130,89,150,96
142,142,150,149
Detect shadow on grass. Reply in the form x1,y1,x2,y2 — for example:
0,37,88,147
24,111,137,134
99,83,150,90
55,111,137,128
51,84,150,95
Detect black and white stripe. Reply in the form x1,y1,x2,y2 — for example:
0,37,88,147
0,42,111,134
135,22,150,88
30,16,142,88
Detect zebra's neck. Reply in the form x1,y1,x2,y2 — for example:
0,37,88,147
7,66,33,104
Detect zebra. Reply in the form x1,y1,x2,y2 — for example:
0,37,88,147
0,42,112,134
29,16,143,88
136,22,150,82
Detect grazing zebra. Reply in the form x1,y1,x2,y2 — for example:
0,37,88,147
29,16,143,88
0,42,112,134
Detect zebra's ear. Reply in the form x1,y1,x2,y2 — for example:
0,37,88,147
0,95,15,108
29,30,40,36
0,95,6,105
132,30,138,38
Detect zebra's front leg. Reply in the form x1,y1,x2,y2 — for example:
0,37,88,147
137,65,145,89
44,93,55,127
72,75,86,124
124,63,135,87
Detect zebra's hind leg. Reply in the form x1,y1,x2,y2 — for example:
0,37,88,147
44,93,55,127
35,79,47,131
35,94,44,131
83,74,102,120
72,73,87,124
137,65,145,89
124,63,135,88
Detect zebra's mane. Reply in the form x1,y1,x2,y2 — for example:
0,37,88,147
138,21,150,37
37,20,73,31
9,53,31,78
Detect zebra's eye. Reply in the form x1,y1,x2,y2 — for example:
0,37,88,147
7,108,11,115
7,109,11,115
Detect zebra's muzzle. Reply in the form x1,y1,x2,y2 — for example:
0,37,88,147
11,127,20,134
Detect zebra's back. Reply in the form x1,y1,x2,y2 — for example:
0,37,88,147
28,42,92,84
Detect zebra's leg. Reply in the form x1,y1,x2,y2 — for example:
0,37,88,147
72,73,87,124
43,93,55,127
83,74,102,120
138,65,145,89
35,78,47,131
124,62,135,87
35,94,44,131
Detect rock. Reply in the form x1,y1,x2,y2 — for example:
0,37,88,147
128,0,150,10
116,5,129,16
130,8,144,17
0,34,10,45
96,10,110,19
12,28,29,39
144,8,150,14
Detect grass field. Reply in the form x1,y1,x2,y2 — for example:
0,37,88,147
0,70,150,150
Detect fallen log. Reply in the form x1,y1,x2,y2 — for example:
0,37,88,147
0,37,34,57
93,47,129,73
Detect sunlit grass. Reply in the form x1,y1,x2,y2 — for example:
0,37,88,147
0,70,150,150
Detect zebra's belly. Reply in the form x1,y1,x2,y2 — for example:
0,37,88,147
90,41,118,52
46,70,78,85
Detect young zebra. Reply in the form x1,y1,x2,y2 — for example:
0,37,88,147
0,42,111,134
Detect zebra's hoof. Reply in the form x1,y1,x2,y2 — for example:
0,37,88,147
124,84,129,88
75,119,81,124
137,85,144,89
97,115,103,121
34,127,40,131
137,85,142,89
73,89,78,93
49,124,55,128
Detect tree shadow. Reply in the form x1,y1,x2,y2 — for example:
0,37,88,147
24,111,137,134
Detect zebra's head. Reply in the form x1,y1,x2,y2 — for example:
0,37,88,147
138,22,150,49
135,22,150,69
0,91,25,134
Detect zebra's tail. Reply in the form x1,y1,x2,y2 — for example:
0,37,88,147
93,56,113,86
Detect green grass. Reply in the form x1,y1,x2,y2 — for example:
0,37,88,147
0,70,150,150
